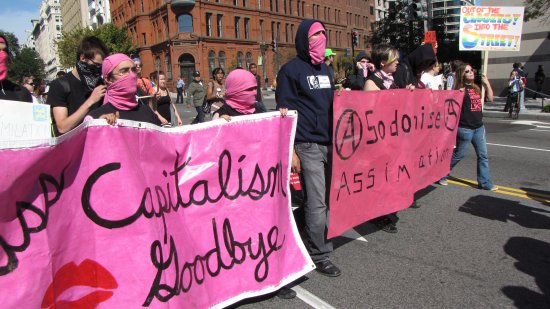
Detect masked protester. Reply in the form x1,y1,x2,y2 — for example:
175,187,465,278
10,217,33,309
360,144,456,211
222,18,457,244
276,19,341,281
212,69,257,121
86,53,160,126
0,35,32,102
47,36,109,136
344,50,375,90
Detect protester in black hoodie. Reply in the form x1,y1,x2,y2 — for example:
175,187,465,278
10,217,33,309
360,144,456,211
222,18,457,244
394,43,436,89
0,35,32,103
344,50,375,90
277,19,341,278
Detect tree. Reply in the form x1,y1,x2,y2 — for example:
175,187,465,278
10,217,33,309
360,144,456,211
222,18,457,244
0,30,46,83
524,0,550,23
369,0,425,55
9,47,46,82
57,23,136,69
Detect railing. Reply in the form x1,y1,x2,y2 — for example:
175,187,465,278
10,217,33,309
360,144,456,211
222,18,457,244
524,87,550,111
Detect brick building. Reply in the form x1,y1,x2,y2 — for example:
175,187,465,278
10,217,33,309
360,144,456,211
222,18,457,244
110,0,374,88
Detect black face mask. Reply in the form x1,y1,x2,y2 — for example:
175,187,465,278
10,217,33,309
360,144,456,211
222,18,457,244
76,60,102,91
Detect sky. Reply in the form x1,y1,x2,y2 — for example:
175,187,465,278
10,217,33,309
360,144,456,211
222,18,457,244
0,0,43,45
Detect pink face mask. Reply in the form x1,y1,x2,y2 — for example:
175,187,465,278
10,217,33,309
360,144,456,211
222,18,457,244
308,22,326,65
104,72,139,110
0,50,8,81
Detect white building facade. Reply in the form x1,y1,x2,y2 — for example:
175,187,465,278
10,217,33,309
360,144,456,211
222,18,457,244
88,0,111,29
375,0,390,21
431,0,476,40
32,0,63,80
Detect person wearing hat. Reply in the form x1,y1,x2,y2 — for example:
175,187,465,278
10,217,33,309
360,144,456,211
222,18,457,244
86,53,161,125
186,70,207,124
344,50,375,90
324,48,336,83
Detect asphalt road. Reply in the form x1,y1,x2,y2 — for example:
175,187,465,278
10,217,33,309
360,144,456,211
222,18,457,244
175,96,550,309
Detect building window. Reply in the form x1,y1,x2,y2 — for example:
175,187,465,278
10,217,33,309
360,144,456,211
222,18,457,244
289,0,293,15
243,0,247,6
177,14,193,33
285,23,289,42
234,16,240,39
284,0,287,14
208,50,216,73
259,19,264,41
275,0,279,12
270,0,273,11
217,14,223,37
244,18,250,39
140,0,144,12
246,52,252,67
142,33,146,46
290,24,294,42
206,13,212,36
166,54,172,80
163,16,168,39
271,21,275,41
234,0,238,5
237,51,244,68
218,51,226,71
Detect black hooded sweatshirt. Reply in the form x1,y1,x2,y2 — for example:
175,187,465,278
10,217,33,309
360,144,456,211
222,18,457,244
394,44,436,89
276,19,334,144
344,51,371,90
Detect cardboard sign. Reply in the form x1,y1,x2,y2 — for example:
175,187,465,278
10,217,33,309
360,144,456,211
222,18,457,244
0,100,52,148
459,6,524,51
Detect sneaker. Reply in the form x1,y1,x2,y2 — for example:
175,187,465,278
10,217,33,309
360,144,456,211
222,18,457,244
375,217,398,233
438,179,448,186
480,185,499,191
276,286,297,299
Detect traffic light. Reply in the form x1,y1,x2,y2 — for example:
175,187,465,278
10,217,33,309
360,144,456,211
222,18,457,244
409,0,427,20
352,31,358,47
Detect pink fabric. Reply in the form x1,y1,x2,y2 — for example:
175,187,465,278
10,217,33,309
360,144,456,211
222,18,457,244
102,53,138,110
328,89,465,238
308,22,326,65
379,70,395,89
224,69,257,114
0,115,313,308
0,36,7,81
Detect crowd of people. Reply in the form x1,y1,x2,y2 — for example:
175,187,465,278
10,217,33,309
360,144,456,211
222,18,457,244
1,18,533,301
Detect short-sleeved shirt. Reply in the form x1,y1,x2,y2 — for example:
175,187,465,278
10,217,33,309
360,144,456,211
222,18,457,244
88,102,161,126
46,72,96,136
459,85,483,129
0,79,32,102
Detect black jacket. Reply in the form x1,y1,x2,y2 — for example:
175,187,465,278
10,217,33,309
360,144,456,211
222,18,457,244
394,44,436,89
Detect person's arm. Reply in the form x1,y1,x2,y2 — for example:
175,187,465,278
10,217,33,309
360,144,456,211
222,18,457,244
206,81,216,100
482,74,494,102
52,85,106,134
170,94,182,126
364,79,380,91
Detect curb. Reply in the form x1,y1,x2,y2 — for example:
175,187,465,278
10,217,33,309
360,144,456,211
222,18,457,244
483,110,550,121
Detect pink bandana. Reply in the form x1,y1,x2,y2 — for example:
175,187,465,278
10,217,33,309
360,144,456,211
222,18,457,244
224,69,257,115
102,54,138,110
308,22,326,65
0,37,7,81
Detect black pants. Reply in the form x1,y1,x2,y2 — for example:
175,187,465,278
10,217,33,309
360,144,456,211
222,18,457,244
192,106,205,124
176,88,183,104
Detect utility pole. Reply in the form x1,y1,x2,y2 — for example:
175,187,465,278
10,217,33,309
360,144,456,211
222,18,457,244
260,42,268,90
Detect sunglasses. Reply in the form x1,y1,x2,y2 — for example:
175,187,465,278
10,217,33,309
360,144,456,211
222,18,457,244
464,69,475,74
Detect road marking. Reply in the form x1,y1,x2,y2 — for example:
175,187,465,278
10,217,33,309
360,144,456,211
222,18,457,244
530,129,550,132
448,177,550,204
487,143,550,152
293,286,336,309
341,229,368,242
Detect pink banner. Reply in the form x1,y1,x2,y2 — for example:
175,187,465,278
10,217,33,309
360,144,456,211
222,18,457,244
0,113,314,308
329,90,464,238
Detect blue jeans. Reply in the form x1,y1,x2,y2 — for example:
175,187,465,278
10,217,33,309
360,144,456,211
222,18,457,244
446,125,494,189
294,142,333,263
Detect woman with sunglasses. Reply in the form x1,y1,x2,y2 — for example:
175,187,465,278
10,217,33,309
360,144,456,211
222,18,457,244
438,63,497,191
86,53,161,125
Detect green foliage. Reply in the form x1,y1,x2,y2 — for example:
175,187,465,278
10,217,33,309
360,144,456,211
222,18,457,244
369,0,425,54
524,0,550,23
543,104,550,113
0,30,46,82
57,23,136,69
10,47,46,82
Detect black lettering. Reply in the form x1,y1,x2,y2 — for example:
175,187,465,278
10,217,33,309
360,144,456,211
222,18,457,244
353,173,363,193
398,164,410,181
336,172,350,200
390,110,398,136
365,110,378,145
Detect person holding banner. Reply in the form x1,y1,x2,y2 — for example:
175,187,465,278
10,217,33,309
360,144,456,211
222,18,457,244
212,69,258,121
276,19,341,278
439,63,497,191
47,36,109,136
86,53,161,126
0,34,33,103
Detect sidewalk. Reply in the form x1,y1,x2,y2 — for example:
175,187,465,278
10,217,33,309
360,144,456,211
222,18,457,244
483,96,550,121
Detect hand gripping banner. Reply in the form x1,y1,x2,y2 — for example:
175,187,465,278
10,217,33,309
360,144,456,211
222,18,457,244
329,90,464,238
0,112,314,308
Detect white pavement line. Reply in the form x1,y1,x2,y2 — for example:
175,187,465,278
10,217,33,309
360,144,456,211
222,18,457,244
487,143,550,152
341,229,368,242
530,129,550,132
293,286,337,309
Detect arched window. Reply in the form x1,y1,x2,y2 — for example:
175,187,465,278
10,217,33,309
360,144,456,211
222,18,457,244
177,14,193,33
237,51,244,68
245,52,252,68
218,51,226,71
208,50,216,73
